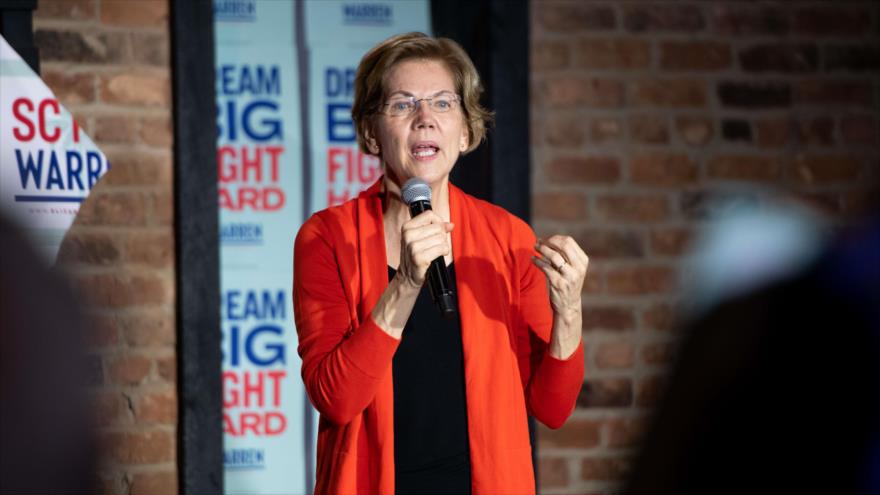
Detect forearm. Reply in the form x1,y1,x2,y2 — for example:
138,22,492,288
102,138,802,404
370,272,420,339
549,308,582,360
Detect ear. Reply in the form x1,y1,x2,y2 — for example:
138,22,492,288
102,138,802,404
364,126,381,155
459,126,469,153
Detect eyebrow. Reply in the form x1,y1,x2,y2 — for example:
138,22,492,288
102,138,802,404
386,89,455,98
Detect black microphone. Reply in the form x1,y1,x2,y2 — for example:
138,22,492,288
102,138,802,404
401,178,456,319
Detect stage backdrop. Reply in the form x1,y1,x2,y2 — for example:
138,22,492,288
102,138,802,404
215,2,429,494
0,35,109,262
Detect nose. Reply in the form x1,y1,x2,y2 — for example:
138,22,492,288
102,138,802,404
412,100,436,130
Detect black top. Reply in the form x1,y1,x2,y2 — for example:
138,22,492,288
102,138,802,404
388,264,471,495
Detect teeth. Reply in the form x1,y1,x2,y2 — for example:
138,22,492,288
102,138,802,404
414,148,437,157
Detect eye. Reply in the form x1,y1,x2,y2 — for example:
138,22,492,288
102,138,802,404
434,98,451,110
389,100,413,113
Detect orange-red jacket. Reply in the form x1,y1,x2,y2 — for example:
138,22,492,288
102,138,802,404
293,179,584,494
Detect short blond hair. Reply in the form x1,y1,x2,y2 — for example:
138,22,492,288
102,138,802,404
351,32,494,156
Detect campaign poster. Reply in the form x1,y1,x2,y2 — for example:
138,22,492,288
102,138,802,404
0,35,109,262
304,0,431,214
214,1,306,493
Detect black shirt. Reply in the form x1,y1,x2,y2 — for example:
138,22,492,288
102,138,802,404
388,264,472,495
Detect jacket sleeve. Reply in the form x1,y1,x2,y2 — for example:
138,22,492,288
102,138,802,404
512,219,585,429
293,214,399,425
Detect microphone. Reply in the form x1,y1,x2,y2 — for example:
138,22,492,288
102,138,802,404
401,178,456,319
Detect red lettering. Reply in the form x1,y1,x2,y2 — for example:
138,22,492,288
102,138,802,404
242,371,264,408
265,412,287,435
12,98,35,141
222,411,288,437
240,146,262,182
219,187,286,211
73,119,81,143
358,152,381,183
267,370,285,407
218,145,237,182
38,99,61,142
265,146,283,182
223,371,239,408
240,412,261,436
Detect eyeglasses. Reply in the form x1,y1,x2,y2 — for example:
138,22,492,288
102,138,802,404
380,92,461,117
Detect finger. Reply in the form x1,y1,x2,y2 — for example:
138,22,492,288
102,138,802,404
539,236,588,272
408,234,451,261
402,222,450,245
532,256,565,286
404,210,447,229
535,241,569,271
409,241,451,268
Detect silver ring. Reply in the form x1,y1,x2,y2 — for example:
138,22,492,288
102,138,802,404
556,260,567,272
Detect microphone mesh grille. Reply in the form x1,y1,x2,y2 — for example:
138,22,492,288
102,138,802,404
401,178,431,206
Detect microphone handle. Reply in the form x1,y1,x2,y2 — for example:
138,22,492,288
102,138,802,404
408,200,457,318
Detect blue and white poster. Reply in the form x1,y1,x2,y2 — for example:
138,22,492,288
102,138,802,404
215,1,430,493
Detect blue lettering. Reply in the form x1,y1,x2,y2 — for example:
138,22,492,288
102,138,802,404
224,290,286,320
16,149,43,189
324,67,355,99
242,100,281,141
86,151,104,188
327,103,355,142
219,65,280,96
245,325,285,366
66,151,84,190
46,152,63,190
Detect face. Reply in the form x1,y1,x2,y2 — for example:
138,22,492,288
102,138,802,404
368,59,469,192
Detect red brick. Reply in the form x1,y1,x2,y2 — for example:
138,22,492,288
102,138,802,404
794,7,872,36
795,81,874,107
650,228,693,256
643,303,678,332
596,195,669,222
541,76,624,108
605,417,644,449
796,117,835,146
136,388,177,424
755,118,791,148
539,419,601,449
538,4,615,32
132,33,169,66
35,0,96,19
632,79,708,107
623,5,704,32
790,155,862,185
124,230,174,267
149,191,174,226
740,43,818,73
641,342,676,366
660,41,732,71
157,355,176,384
130,471,177,495
41,70,95,104
574,229,643,259
595,340,634,370
840,116,878,146
86,313,121,348
107,354,152,385
532,40,569,71
577,378,633,408
582,305,635,332
636,375,668,407
675,116,713,146
122,310,175,347
544,113,585,147
102,150,173,186
140,115,173,147
100,70,170,107
711,5,790,36
573,38,650,70
581,456,631,481
73,272,170,308
628,115,669,144
707,154,784,182
94,114,140,144
101,0,168,27
533,192,588,221
57,231,121,266
100,430,174,464
545,156,620,184
590,118,623,143
77,191,148,226
35,30,128,64
606,266,676,295
93,391,130,427
538,456,569,488
630,153,698,186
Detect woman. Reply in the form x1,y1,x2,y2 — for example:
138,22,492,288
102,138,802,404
293,32,588,495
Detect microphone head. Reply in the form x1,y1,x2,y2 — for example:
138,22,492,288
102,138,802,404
401,177,431,206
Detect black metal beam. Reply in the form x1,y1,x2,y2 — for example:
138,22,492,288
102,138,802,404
0,0,39,74
170,0,222,493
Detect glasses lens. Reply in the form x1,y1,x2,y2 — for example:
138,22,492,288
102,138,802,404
387,98,415,116
432,95,455,112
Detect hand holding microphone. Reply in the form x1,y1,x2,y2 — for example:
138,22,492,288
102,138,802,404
399,178,457,318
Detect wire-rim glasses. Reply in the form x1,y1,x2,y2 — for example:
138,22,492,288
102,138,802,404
379,92,461,117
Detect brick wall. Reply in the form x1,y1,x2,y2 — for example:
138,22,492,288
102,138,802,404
33,1,177,494
530,1,879,494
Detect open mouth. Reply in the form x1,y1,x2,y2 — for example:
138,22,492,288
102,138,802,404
411,143,439,158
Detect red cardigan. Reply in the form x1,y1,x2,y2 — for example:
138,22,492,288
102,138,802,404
293,179,584,494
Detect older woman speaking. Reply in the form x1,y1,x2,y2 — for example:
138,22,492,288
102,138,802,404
293,32,588,495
